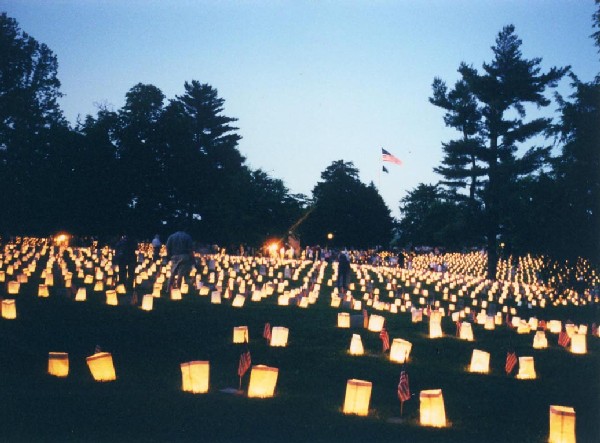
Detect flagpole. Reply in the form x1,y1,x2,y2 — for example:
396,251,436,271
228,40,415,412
378,147,382,190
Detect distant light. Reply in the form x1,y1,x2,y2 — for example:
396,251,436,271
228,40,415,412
268,243,279,254
54,232,70,246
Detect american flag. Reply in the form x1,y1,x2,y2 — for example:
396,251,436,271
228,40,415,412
362,309,368,328
558,331,571,348
505,351,517,374
456,320,462,337
263,322,272,341
94,344,102,354
382,148,403,166
398,370,410,402
380,328,390,352
592,323,598,337
506,313,512,328
237,350,251,378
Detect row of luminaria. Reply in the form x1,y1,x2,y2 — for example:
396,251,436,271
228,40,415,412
48,352,575,442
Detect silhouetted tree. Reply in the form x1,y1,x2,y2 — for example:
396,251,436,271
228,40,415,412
74,109,122,235
116,83,167,233
0,12,66,234
0,14,331,244
430,79,485,202
509,4,600,264
162,81,246,243
592,0,600,55
245,169,304,245
548,9,600,263
301,160,393,248
398,184,477,249
432,25,568,278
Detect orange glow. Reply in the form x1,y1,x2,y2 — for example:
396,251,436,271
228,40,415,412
54,232,70,246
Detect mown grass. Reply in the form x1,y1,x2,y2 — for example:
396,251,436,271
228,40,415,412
0,259,598,442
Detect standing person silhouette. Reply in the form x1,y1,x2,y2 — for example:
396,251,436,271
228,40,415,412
115,234,137,291
337,250,351,293
166,228,194,291
151,234,162,261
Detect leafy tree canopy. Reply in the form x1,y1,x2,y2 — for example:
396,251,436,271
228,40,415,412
300,160,393,248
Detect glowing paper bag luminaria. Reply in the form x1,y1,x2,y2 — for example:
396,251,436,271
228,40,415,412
343,379,372,416
86,352,116,382
420,389,447,428
180,360,209,394
247,365,278,398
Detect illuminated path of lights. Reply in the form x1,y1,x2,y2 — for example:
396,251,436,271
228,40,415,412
0,235,597,442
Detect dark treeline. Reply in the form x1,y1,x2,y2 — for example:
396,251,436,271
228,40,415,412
0,10,598,270
399,15,600,274
0,13,392,249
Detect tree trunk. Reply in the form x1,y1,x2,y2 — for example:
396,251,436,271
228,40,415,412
486,223,498,280
469,154,477,202
486,134,499,280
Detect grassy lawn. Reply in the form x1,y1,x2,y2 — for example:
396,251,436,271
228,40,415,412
0,251,598,442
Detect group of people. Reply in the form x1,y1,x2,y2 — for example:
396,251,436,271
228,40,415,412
113,233,412,297
114,229,195,296
334,249,410,293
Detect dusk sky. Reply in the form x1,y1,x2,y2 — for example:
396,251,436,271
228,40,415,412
2,0,597,217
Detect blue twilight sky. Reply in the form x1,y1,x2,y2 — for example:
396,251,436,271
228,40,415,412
2,0,598,218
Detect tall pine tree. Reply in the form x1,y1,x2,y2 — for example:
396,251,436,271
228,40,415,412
429,79,485,202
431,25,568,278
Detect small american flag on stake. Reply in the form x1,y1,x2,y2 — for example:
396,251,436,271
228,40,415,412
558,331,571,348
380,328,390,352
398,370,410,402
456,320,462,337
505,351,517,375
237,349,251,378
263,323,272,342
94,345,102,354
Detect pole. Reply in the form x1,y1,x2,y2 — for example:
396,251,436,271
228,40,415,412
378,147,382,190
400,400,404,418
